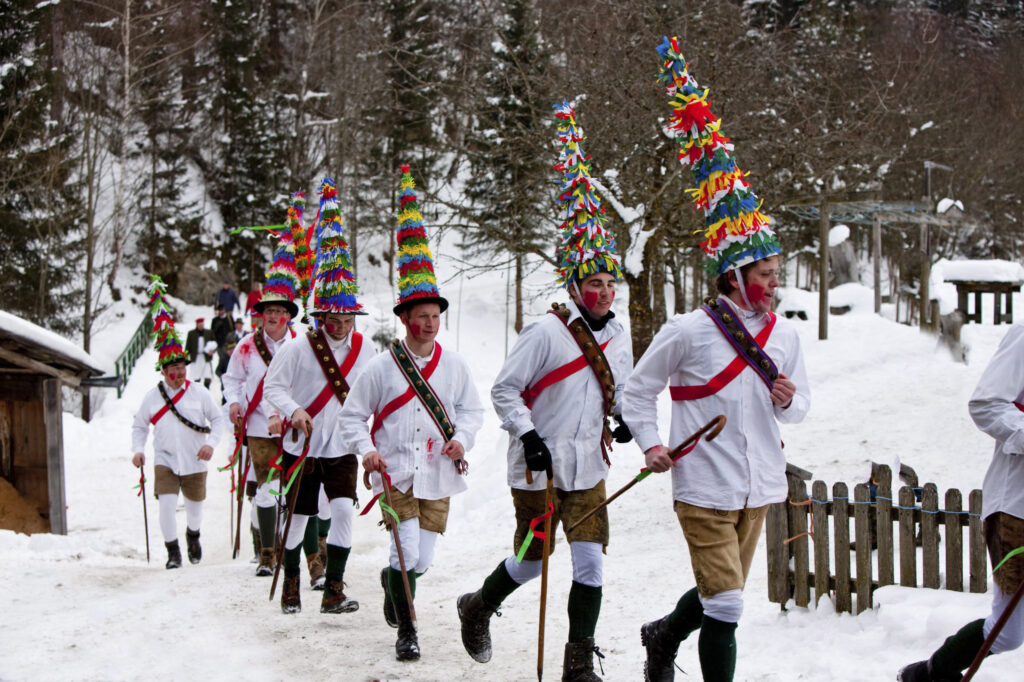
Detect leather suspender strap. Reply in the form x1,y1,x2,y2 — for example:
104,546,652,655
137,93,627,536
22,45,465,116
252,330,275,366
304,329,363,417
522,310,612,409
370,341,443,440
155,382,211,433
150,381,188,425
670,298,778,401
388,339,456,441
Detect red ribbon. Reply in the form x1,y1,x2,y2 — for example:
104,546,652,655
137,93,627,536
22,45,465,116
359,470,393,516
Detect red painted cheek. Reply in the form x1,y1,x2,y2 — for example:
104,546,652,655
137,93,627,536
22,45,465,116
324,323,336,336
746,283,769,302
583,291,600,309
408,323,421,336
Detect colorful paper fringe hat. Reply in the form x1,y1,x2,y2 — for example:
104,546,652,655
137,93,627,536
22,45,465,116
656,36,781,275
394,165,448,315
287,190,315,311
147,274,188,369
255,222,300,318
552,100,623,289
311,178,366,315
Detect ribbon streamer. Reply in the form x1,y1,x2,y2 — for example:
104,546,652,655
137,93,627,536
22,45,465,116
516,500,554,563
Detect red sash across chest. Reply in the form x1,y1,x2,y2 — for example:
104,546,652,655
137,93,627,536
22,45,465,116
306,332,364,418
150,381,190,425
370,343,443,439
522,339,611,409
669,314,776,401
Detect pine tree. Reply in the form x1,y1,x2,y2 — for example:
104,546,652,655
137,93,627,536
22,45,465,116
461,0,553,331
0,0,82,333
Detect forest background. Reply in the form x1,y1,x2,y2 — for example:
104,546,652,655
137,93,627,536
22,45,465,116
2,0,1023,360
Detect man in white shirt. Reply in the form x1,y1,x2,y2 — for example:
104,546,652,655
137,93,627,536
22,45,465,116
222,297,297,577
623,256,808,682
899,324,1024,681
629,41,811,682
131,358,224,569
340,165,485,663
263,177,376,616
456,102,632,681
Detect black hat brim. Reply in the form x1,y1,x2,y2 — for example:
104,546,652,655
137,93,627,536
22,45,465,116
393,296,449,316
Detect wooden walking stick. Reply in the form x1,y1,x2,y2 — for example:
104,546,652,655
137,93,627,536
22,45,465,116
138,465,150,563
232,448,249,559
961,574,1024,681
537,471,554,681
566,415,726,533
269,431,309,601
382,474,417,627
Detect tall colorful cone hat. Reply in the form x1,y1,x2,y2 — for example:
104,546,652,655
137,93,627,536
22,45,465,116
552,100,623,289
393,165,448,315
255,219,300,318
311,177,366,315
657,36,781,275
147,274,188,369
287,190,315,311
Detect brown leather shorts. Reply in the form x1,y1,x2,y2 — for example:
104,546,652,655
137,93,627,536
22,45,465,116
511,480,608,561
381,485,451,534
987,512,1024,594
675,501,767,598
246,436,280,483
153,465,207,502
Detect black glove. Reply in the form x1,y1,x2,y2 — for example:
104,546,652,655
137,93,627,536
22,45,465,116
520,429,553,479
612,418,632,444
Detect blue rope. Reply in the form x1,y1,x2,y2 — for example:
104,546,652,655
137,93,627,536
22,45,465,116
803,496,980,517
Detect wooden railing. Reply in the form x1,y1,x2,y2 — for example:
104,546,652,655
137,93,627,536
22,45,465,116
766,462,985,614
112,313,152,398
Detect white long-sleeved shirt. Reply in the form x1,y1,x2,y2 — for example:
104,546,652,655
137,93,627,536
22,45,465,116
221,329,295,439
263,329,375,458
969,323,1024,520
131,380,224,476
337,341,485,500
491,301,633,492
622,297,810,509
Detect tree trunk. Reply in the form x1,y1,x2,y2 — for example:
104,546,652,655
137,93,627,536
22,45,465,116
514,252,523,333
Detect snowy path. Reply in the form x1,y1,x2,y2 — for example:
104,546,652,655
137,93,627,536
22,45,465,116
3,288,1023,680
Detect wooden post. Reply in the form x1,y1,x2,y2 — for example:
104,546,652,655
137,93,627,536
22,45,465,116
833,482,851,614
969,490,986,593
766,501,790,606
854,483,873,613
899,486,918,587
43,378,67,535
873,214,882,314
789,477,810,608
875,465,894,587
945,489,963,592
920,223,930,329
812,480,830,606
819,199,829,340
922,484,940,589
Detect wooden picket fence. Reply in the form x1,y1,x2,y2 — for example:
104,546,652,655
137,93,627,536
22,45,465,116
765,462,986,614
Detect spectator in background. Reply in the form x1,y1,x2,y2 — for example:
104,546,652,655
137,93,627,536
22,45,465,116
215,281,240,316
245,281,263,318
184,318,217,389
211,305,233,401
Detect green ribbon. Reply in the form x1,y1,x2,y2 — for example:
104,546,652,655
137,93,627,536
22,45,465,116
229,223,286,235
380,502,400,529
516,529,536,563
993,545,1024,573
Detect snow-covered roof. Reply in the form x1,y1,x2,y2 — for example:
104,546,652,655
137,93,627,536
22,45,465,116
939,259,1024,284
0,309,103,375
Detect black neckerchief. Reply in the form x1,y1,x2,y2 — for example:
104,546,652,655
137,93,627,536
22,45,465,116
576,304,615,331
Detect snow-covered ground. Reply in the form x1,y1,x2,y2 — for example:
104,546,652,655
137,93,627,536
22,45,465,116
3,252,1022,681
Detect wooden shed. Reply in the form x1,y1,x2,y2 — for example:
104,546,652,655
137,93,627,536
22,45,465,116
0,310,103,535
